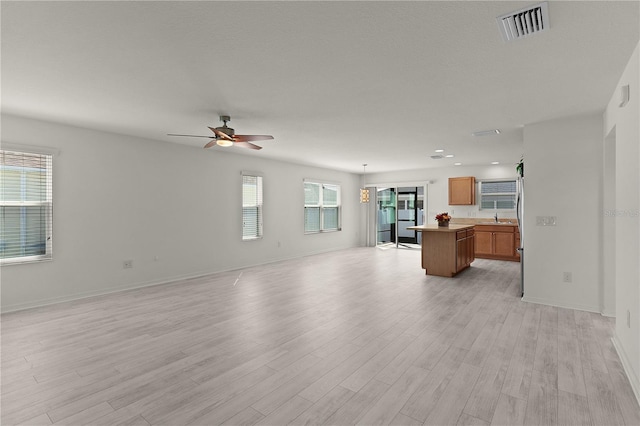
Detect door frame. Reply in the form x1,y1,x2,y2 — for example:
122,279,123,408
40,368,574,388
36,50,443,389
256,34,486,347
367,181,429,249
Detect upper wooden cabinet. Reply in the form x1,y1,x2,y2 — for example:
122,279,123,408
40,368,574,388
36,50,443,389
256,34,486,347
448,176,476,205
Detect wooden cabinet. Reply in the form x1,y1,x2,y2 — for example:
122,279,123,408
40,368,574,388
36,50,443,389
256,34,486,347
474,224,520,262
493,232,515,257
456,229,475,273
408,225,475,277
456,232,467,273
467,229,475,265
449,176,475,205
474,230,493,256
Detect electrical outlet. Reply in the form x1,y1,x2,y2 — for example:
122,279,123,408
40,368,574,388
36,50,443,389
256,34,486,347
123,260,133,269
562,272,572,283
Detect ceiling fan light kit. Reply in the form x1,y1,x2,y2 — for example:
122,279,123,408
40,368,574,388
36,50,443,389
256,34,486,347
168,115,274,150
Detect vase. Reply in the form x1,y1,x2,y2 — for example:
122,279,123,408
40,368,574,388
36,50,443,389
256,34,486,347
438,221,449,227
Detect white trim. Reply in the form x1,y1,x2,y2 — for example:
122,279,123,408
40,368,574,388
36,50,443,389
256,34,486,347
0,255,53,266
521,295,601,313
366,180,431,188
612,334,640,406
0,244,356,313
1,142,60,156
304,177,341,186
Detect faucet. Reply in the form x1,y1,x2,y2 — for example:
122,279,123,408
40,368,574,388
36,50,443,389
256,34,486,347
494,213,498,223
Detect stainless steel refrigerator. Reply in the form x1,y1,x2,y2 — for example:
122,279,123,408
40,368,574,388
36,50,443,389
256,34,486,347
516,175,524,297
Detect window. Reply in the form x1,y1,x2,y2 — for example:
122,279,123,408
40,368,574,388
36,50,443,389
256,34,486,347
242,174,263,240
479,179,516,210
1,149,53,264
304,180,341,233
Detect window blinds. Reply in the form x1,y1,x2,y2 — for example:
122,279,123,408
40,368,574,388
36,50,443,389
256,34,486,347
480,180,516,210
322,184,339,231
304,182,321,233
304,181,340,233
0,150,53,262
242,174,263,240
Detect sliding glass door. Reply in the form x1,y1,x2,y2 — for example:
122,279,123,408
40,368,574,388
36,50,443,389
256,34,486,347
376,188,396,246
397,187,425,246
376,186,424,248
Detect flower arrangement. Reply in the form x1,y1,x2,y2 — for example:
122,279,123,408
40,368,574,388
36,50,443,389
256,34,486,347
435,212,451,226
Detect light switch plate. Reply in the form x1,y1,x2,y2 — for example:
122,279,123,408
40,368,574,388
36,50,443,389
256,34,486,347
536,216,557,226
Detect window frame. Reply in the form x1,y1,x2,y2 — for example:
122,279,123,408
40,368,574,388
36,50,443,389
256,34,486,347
478,179,517,211
304,179,342,234
1,146,55,265
241,172,263,241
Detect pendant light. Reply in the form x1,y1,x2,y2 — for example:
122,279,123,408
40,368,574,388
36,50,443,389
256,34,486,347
360,164,370,203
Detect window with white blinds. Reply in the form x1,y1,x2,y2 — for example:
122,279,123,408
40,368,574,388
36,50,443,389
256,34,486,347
304,181,341,233
1,150,53,263
242,174,263,240
479,179,517,210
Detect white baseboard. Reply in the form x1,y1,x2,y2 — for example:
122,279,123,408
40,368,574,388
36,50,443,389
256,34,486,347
1,245,355,313
521,295,600,313
612,334,640,406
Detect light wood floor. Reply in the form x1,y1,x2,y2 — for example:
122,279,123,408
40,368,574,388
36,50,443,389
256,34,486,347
2,248,639,425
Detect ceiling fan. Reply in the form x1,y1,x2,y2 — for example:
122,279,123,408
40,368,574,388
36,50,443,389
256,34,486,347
167,115,274,150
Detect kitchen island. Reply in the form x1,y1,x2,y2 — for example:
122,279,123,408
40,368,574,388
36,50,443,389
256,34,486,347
407,224,475,277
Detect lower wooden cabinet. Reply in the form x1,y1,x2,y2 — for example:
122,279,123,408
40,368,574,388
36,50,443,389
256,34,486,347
409,225,475,277
474,224,520,262
475,230,493,256
456,229,475,273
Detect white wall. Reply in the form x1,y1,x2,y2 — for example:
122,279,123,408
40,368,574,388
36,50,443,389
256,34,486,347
366,164,520,225
0,115,361,312
604,41,640,401
522,113,603,313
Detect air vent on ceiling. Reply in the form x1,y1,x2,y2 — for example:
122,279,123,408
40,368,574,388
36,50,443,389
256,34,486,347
472,129,500,137
497,2,549,42
430,155,444,160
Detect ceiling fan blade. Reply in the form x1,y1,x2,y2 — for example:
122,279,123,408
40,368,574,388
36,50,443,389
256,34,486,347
203,139,218,149
167,133,214,138
209,127,233,140
233,135,274,142
234,141,263,150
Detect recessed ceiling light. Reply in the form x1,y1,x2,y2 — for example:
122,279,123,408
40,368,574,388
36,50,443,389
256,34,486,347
445,154,454,158
435,149,444,153
491,161,500,165
454,162,462,166
472,129,501,137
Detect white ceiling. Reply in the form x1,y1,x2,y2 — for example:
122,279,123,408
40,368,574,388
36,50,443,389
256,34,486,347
2,1,638,173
